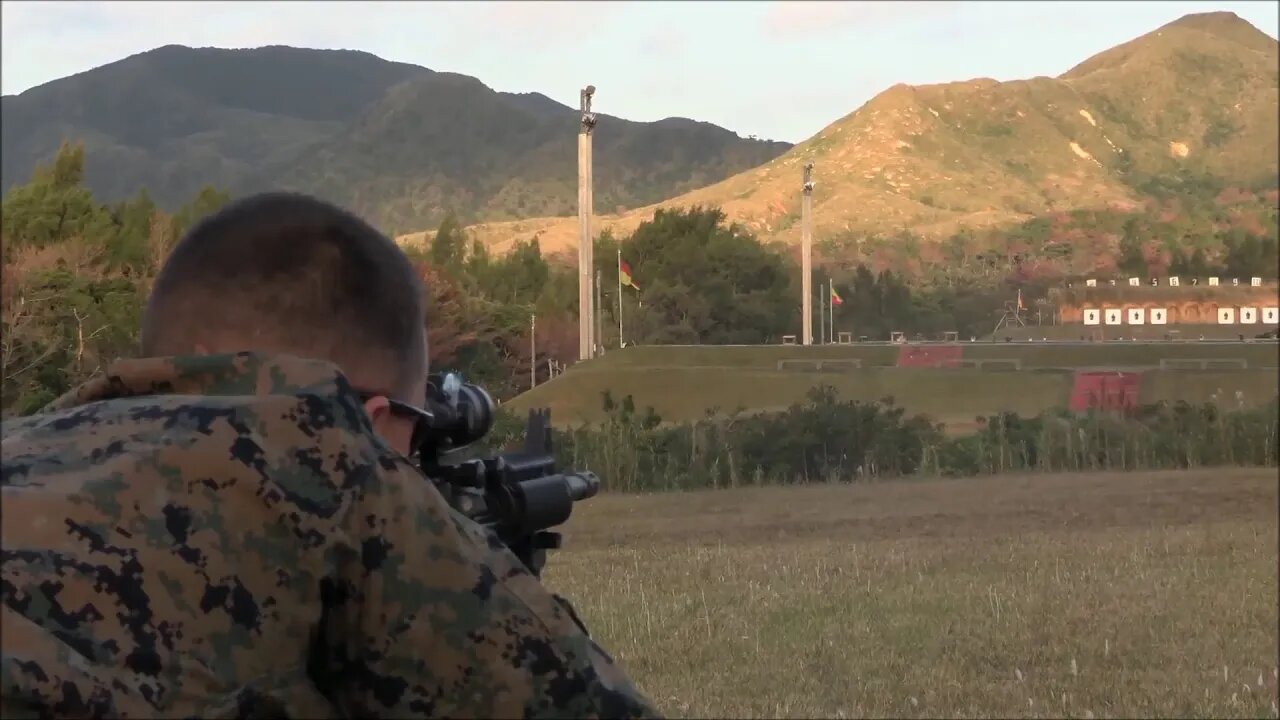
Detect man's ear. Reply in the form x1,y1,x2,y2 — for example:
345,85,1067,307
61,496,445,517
363,394,393,427
362,394,414,457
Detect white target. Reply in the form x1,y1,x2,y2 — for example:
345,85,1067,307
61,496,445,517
1168,276,1180,287
1239,307,1257,324
1127,308,1145,324
1252,277,1263,287
1150,308,1167,325
1217,307,1235,324
1104,308,1122,325
1128,277,1140,287
1263,307,1279,324
1208,277,1220,286
1083,308,1100,325
1086,279,1097,287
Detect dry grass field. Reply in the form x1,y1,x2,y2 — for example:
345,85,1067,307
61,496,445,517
544,469,1279,718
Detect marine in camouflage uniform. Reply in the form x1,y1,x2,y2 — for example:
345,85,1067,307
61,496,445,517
1,352,660,718
1,191,662,719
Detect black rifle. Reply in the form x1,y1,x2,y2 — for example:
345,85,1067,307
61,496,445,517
415,372,600,577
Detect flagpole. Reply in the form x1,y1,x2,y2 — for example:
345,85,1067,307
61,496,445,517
617,248,623,348
829,284,834,342
819,281,826,345
595,269,603,355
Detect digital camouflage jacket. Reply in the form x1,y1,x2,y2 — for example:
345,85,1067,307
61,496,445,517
1,352,661,719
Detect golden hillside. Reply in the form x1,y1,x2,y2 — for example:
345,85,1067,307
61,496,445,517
398,11,1279,256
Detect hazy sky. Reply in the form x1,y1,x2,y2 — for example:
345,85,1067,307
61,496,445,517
2,1,1276,143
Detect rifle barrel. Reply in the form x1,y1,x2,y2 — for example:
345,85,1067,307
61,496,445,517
562,471,600,502
515,471,600,534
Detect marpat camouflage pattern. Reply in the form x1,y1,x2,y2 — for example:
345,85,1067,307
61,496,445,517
1,352,661,719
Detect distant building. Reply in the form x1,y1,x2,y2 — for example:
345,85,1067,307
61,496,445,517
1050,277,1279,328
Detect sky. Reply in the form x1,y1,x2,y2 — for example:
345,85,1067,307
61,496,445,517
1,1,1276,144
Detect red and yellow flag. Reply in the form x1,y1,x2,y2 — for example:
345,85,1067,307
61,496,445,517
620,259,639,290
830,285,843,306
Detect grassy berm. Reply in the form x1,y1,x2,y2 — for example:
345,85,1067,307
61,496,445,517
543,469,1279,718
509,343,1280,429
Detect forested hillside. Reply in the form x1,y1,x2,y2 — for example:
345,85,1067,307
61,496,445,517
5,144,1276,419
1,45,790,235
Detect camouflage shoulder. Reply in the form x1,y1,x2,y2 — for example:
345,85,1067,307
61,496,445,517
161,352,359,399
38,375,111,415
447,517,665,718
34,352,357,414
558,593,665,719
585,639,663,719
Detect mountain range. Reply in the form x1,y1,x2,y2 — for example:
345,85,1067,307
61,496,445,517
3,11,1276,257
0,45,789,235
398,11,1279,256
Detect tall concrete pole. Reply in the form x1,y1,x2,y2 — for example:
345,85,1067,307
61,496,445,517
578,85,597,361
801,162,815,346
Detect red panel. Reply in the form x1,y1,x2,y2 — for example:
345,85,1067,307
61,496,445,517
896,345,963,368
1069,371,1141,413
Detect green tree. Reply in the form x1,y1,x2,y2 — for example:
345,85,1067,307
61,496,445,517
1,141,115,252
1115,217,1148,276
1,141,237,418
622,206,795,344
431,210,466,270
464,237,491,287
1220,231,1278,279
501,238,550,305
104,189,159,271
173,186,231,236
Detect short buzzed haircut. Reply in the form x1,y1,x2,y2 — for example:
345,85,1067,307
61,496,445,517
141,192,427,400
